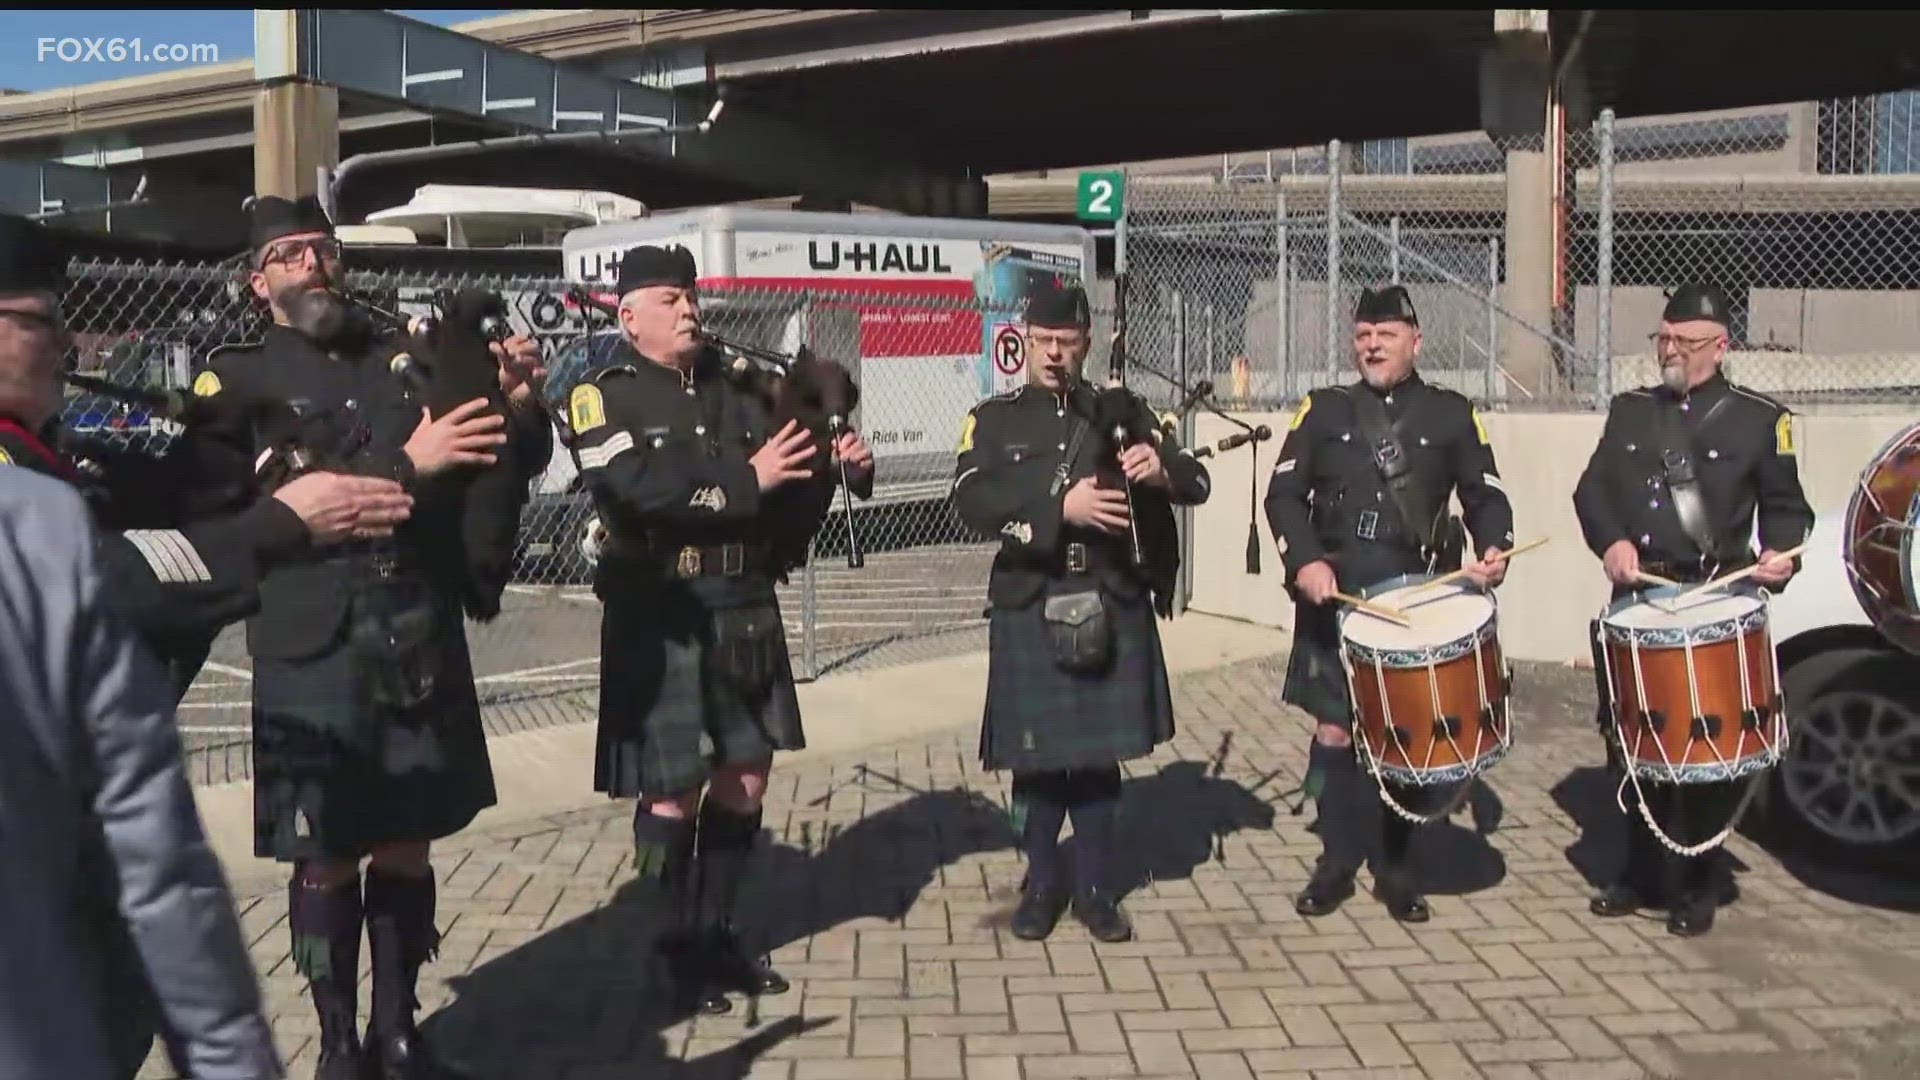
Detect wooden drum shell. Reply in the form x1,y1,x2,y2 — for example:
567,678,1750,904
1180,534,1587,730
1599,587,1785,782
1347,641,1511,778
1844,421,1920,651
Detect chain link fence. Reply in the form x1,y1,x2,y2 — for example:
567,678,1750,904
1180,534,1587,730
1123,96,1920,414
53,263,1118,711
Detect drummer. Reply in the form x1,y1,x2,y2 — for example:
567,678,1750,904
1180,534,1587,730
1571,283,1813,936
1265,284,1517,922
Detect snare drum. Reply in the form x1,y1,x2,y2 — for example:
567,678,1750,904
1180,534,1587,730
1844,420,1920,654
1338,573,1513,788
1597,583,1786,785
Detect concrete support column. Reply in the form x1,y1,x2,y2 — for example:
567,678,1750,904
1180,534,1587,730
1489,9,1556,397
252,81,339,200
1501,139,1555,396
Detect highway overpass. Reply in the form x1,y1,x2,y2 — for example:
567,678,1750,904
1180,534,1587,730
7,8,1920,249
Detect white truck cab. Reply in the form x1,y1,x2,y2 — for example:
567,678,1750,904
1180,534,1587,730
1755,479,1920,868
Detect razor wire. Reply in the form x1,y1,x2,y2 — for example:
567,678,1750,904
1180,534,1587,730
53,262,1117,682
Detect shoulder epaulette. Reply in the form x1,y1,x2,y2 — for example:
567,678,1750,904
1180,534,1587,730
1727,382,1789,413
589,364,638,384
204,340,261,364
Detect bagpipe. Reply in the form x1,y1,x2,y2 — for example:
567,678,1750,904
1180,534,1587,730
561,285,871,570
1101,271,1274,577
318,285,533,623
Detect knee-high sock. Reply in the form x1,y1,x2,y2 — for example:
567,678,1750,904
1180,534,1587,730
633,809,698,944
1011,770,1071,892
1066,766,1124,894
1310,740,1368,879
288,868,364,1036
692,797,763,937
364,866,438,1039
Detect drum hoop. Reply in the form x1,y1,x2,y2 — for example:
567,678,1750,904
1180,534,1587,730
1340,571,1498,668
1598,597,1769,649
1370,742,1513,787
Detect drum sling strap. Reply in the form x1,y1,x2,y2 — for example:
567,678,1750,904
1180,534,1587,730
1653,395,1741,568
1347,389,1458,569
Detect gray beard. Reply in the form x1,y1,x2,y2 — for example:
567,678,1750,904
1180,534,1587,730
284,287,350,347
1660,364,1688,394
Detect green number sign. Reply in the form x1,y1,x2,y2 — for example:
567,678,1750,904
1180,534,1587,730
1076,171,1125,223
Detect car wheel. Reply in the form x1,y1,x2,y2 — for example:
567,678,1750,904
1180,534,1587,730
1764,646,1920,869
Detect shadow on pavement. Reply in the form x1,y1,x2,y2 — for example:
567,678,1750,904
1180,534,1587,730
419,876,832,1078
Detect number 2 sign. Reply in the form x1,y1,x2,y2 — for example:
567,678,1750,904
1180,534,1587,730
1076,171,1125,224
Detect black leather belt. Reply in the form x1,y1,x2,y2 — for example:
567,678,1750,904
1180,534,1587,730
604,537,767,578
1060,541,1129,575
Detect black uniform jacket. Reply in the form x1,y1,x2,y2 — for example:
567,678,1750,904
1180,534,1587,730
0,417,309,665
1263,373,1515,595
568,341,864,602
950,380,1211,618
1572,372,1813,577
176,323,549,660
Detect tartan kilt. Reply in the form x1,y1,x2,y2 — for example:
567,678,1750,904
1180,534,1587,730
594,580,804,801
1282,599,1355,731
251,595,493,862
980,586,1175,773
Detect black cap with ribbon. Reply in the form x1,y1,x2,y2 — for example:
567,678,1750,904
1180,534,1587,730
1354,284,1419,327
0,213,68,294
1022,278,1092,330
245,194,334,253
614,244,698,295
1661,284,1734,327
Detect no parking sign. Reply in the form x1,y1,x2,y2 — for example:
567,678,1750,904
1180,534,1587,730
992,323,1025,376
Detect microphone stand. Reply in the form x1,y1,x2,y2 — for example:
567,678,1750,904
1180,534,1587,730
1120,359,1273,574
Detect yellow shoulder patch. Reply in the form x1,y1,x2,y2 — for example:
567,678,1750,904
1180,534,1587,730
192,370,222,398
956,412,977,455
1471,407,1490,446
0,447,12,466
1775,411,1796,456
569,383,606,435
1288,394,1313,431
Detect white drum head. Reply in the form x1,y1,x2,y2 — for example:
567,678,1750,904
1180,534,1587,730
1342,581,1499,671
1602,589,1766,647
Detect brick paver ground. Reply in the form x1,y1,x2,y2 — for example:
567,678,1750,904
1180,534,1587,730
154,652,1920,1079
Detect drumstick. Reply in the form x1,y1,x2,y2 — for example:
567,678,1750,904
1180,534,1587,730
1675,543,1809,601
1635,570,1680,588
1409,537,1551,593
1334,592,1412,628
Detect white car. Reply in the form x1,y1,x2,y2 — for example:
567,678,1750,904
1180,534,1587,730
1753,479,1920,869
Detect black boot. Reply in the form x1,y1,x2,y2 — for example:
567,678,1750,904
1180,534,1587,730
1594,771,1669,918
691,798,789,1011
1373,797,1430,924
1008,771,1071,941
1297,742,1362,917
1067,768,1132,943
364,867,467,1080
288,870,366,1080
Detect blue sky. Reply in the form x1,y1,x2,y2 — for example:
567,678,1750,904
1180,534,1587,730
2,10,522,93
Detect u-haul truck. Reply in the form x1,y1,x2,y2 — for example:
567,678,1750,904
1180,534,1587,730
560,207,1096,473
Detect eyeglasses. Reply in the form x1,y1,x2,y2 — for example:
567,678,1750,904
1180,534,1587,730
258,236,343,269
1648,332,1723,352
0,307,64,334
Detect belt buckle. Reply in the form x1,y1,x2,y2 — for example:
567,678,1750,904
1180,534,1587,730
676,546,702,578
721,543,744,576
1066,542,1088,574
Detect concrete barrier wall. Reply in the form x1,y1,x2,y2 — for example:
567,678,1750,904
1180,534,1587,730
1186,406,1919,664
